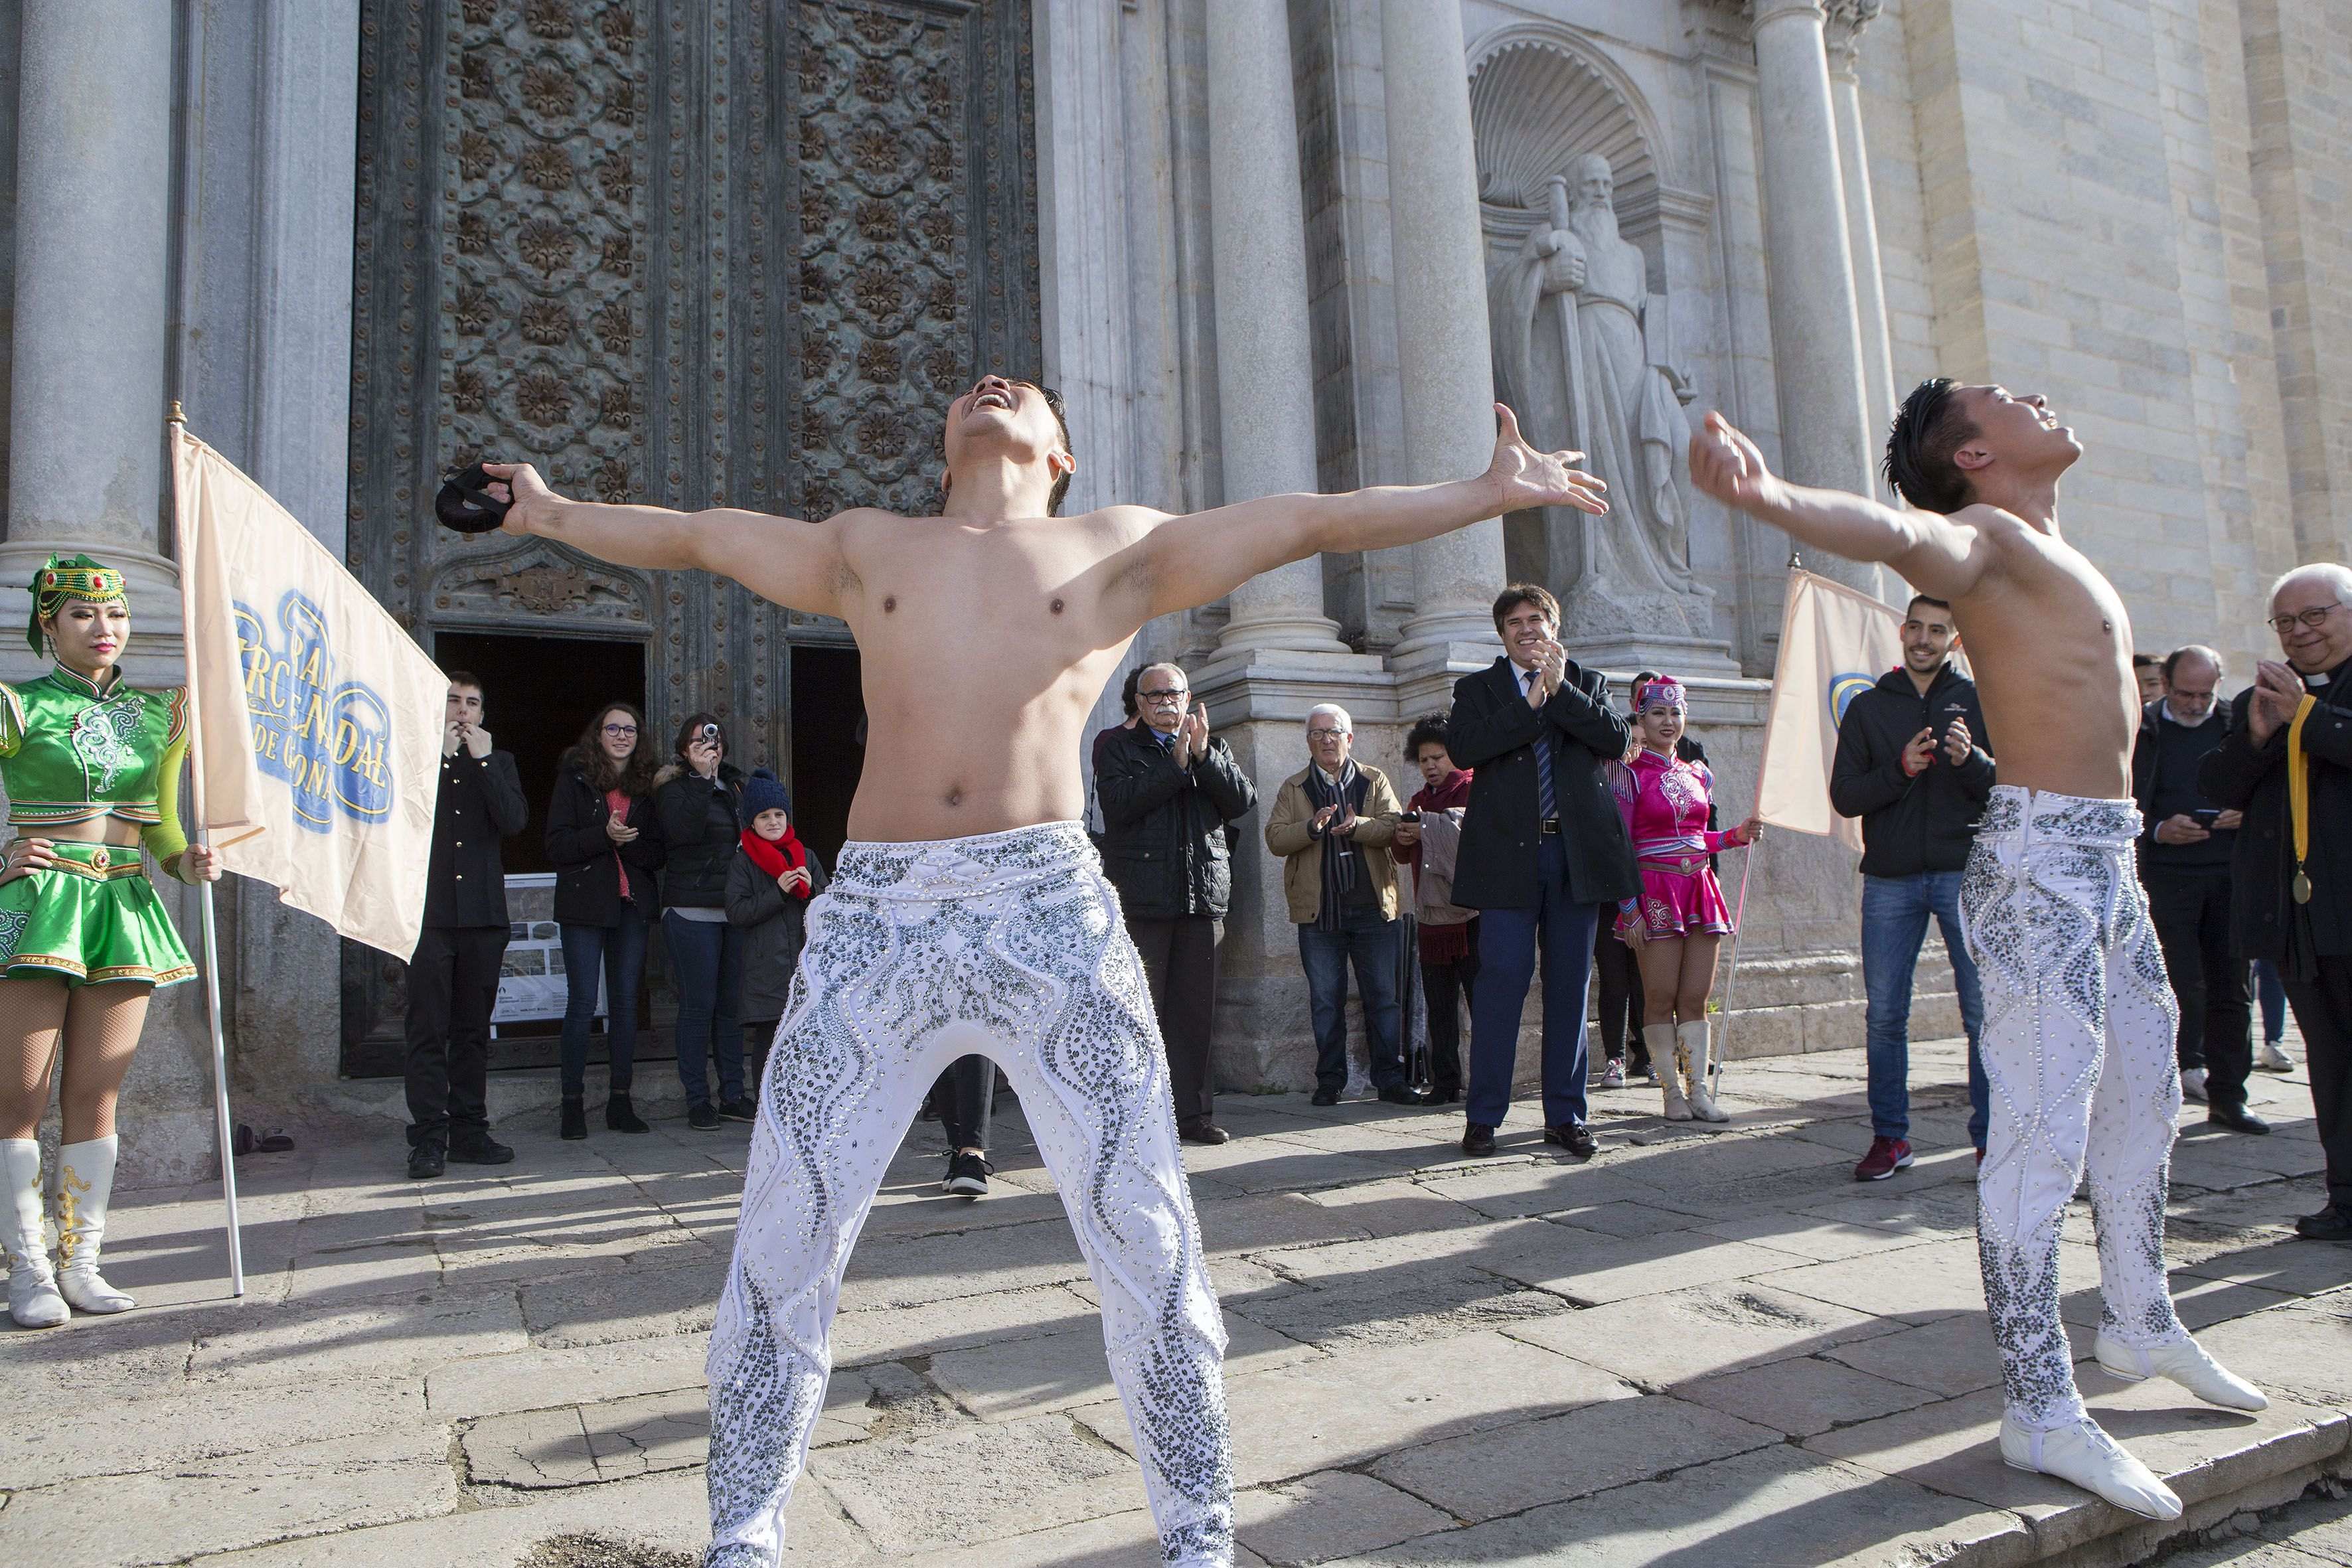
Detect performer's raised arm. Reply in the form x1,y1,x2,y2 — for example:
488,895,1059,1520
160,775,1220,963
1122,404,1605,623
482,462,849,619
1687,410,1996,605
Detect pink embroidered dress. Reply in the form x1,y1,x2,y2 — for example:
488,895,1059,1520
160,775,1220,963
1607,747,1737,940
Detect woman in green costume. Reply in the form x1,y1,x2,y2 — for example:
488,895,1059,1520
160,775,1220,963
1,555,220,1328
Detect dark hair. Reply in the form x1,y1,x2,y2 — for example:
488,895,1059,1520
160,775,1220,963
444,670,484,693
562,700,660,797
1118,663,1142,719
1491,583,1561,632
2132,652,2161,670
673,710,727,763
2162,645,2223,684
1033,382,1074,516
1404,712,1452,761
1905,594,1952,619
1883,377,1980,514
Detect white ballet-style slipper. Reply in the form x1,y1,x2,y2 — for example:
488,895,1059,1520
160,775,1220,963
2094,1332,2267,1411
2000,1415,2181,1520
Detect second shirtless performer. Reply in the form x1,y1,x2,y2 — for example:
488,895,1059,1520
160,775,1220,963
484,377,1605,1568
1691,382,2263,1520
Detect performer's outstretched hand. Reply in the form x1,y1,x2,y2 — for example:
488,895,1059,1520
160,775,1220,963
1689,411,1787,515
1487,404,1608,516
480,461,564,535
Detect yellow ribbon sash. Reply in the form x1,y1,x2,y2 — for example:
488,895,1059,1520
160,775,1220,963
2290,692,2317,904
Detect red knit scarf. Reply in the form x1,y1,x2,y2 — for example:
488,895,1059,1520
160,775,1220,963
740,826,811,898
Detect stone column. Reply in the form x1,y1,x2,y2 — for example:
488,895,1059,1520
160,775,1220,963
1206,0,1347,655
1827,1,1896,449
1749,0,1881,597
1377,0,1507,692
0,0,179,639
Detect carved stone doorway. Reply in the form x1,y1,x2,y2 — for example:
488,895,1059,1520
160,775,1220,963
341,0,1041,1067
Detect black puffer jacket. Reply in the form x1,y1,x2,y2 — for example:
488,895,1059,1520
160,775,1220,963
1829,663,1995,878
1096,724,1257,921
655,763,746,909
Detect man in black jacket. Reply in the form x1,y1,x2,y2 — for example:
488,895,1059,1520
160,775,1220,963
1448,585,1638,1158
407,674,530,1179
2203,564,2352,1239
1830,595,1994,1180
1098,662,1257,1144
2134,646,2262,1133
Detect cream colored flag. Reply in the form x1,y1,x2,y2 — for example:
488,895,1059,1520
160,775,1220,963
1755,568,1907,854
172,426,445,961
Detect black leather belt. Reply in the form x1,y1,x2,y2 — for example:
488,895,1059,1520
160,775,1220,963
1539,818,1560,835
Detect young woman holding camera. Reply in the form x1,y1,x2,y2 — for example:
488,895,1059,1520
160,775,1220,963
657,712,751,1128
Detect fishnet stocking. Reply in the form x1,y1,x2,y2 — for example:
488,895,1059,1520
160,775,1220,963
0,978,152,1141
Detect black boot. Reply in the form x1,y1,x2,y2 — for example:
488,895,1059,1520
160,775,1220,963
560,1097,588,1141
605,1091,649,1135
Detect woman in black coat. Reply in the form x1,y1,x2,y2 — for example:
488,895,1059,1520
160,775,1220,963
656,712,750,1129
724,769,830,1073
545,700,666,1140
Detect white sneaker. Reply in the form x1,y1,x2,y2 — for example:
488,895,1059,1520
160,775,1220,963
2095,1332,2267,1411
2000,1415,2181,1520
2256,1040,2296,1073
2180,1067,2208,1103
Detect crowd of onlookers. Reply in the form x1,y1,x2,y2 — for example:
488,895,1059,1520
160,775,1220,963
400,564,2352,1245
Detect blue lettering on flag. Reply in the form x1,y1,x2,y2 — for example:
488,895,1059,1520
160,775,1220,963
1828,672,1875,729
234,591,396,832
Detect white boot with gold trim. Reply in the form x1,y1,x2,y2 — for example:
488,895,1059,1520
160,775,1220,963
4,1138,68,1328
1682,1020,1731,1124
54,1135,135,1314
1648,1024,1690,1121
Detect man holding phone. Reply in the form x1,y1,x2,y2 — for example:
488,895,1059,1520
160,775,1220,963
2132,645,2262,1131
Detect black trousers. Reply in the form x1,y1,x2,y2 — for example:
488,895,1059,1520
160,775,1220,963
1129,914,1221,1126
1420,941,1477,1097
934,1056,996,1152
2285,953,2352,1214
2146,865,2250,1109
1593,923,1646,1068
405,924,508,1146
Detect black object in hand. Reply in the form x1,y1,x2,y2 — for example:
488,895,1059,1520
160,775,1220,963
434,461,511,534
1398,811,1422,823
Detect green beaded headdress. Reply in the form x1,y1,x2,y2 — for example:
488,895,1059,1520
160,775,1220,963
27,553,129,654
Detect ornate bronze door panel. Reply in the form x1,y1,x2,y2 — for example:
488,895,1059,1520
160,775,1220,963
343,0,1040,1071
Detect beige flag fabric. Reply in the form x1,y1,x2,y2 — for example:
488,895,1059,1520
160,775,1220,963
172,426,445,961
1755,568,1906,855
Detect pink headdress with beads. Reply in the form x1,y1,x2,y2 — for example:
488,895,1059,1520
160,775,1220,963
1634,676,1688,715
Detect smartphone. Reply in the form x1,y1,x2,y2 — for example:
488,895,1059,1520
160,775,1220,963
2192,807,2222,828
1398,810,1422,824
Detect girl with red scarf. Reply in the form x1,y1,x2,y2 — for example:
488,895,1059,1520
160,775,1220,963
725,769,829,1078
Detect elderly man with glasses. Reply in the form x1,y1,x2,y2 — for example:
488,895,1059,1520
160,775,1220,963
1097,663,1257,1142
1264,704,1422,1107
2205,563,2352,1239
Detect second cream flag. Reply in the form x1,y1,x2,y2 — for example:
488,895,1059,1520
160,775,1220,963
173,426,446,961
1755,568,1906,855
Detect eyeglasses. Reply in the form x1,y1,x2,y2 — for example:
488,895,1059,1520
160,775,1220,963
1138,690,1188,705
602,724,639,737
2268,603,2345,635
1307,728,1348,742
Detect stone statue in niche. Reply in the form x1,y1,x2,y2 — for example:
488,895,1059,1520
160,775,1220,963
1489,152,1706,643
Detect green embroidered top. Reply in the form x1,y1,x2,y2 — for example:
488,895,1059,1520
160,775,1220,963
0,665,193,875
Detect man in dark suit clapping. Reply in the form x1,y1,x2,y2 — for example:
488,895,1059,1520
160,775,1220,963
1445,586,1640,1157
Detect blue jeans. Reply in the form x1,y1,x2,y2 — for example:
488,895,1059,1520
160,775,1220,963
558,905,651,1098
1297,902,1405,1093
1466,834,1601,1129
2252,958,2287,1044
665,911,746,1107
1861,871,1989,1148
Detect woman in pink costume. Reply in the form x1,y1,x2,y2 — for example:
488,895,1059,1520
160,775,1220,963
1605,676,1759,1123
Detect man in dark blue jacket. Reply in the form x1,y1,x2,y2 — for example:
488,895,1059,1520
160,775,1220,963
1829,595,1994,1180
1447,585,1638,1158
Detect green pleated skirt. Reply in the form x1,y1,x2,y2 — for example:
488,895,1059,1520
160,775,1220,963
0,840,196,987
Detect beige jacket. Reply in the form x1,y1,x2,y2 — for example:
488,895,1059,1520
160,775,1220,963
1262,763,1404,925
1405,807,1476,927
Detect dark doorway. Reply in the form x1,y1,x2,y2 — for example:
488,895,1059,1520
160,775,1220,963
432,633,647,875
790,645,865,868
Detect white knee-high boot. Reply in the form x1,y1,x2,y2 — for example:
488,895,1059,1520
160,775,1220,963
54,1136,135,1314
1647,1024,1689,1120
1682,1020,1729,1123
4,1139,68,1328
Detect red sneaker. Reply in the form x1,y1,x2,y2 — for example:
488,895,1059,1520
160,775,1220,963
1854,1136,1913,1182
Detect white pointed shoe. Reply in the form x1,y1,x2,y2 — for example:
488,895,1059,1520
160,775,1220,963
3,1138,68,1328
2095,1332,2267,1411
1647,1024,1691,1120
2000,1415,2181,1520
1680,1020,1731,1123
54,1137,135,1314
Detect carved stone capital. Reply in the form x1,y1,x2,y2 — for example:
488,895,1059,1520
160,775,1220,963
1825,0,1883,66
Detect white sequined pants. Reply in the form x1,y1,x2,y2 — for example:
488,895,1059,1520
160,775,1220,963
702,823,1233,1567
1960,787,2188,1430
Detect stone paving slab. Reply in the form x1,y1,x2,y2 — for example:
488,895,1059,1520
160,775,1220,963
10,1040,2346,1567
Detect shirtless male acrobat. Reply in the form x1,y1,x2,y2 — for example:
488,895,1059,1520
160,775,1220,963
1690,382,2265,1520
483,378,1607,1567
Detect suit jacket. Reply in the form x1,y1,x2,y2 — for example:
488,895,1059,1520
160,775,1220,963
2200,658,2352,967
423,747,528,928
1447,656,1639,909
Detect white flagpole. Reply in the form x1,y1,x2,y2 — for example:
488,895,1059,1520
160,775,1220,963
1711,554,1805,1093
167,406,246,1299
